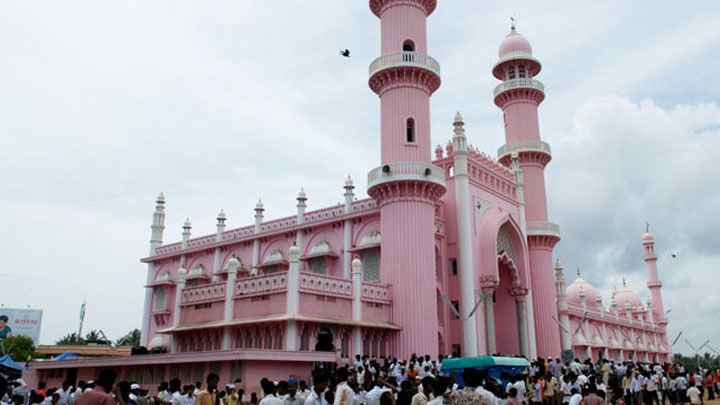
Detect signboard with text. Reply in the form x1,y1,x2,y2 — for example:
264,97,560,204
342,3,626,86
0,308,43,345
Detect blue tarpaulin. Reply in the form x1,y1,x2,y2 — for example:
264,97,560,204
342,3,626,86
0,355,24,371
54,352,80,361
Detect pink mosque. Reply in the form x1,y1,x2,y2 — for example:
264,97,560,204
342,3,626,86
27,0,670,393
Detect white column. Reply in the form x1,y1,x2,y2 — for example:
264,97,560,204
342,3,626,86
516,297,528,357
142,193,166,347
296,189,307,251
213,209,226,282
343,177,354,279
180,218,191,267
251,200,264,275
352,258,363,357
171,267,187,353
222,258,239,350
452,113,479,357
484,290,496,355
285,246,301,351
554,260,572,352
525,289,538,359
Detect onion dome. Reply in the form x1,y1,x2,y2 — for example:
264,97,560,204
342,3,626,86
566,268,598,308
297,188,307,201
345,175,354,189
612,278,644,311
499,28,533,59
255,199,264,211
182,218,192,230
642,232,654,243
435,144,444,159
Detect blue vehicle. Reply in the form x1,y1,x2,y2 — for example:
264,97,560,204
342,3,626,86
440,356,529,389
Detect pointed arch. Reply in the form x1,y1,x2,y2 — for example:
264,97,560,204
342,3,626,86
476,207,530,287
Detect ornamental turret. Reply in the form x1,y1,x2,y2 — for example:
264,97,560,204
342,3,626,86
492,21,561,357
366,0,445,358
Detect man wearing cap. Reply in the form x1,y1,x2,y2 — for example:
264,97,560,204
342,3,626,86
129,384,140,402
226,384,239,405
284,379,304,405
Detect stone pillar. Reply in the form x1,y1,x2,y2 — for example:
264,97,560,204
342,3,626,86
516,296,528,357
222,258,239,350
251,200,264,275
452,113,479,357
171,267,187,353
484,288,496,355
285,246,301,351
343,177,354,279
142,192,165,347
352,258,363,357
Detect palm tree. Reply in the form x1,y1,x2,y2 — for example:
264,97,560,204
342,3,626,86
115,329,141,347
55,333,85,345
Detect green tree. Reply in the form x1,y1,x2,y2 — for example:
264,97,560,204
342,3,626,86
84,329,102,342
115,329,141,347
1,335,36,362
55,333,85,345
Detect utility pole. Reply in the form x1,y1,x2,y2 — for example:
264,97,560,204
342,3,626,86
77,300,86,343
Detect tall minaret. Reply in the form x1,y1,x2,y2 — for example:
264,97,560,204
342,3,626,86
367,0,446,358
141,192,166,346
642,226,666,324
493,23,561,357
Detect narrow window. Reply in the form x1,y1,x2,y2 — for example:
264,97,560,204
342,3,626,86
519,64,526,78
508,66,516,80
403,40,415,52
153,288,166,311
450,259,458,276
406,118,415,142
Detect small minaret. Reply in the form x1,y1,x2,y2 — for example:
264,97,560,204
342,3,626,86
646,298,654,325
611,295,619,320
554,259,571,352
452,112,480,356
149,192,166,255
296,189,307,251
642,225,666,324
213,209,227,281
343,177,354,278
142,192,166,347
180,218,191,267
596,295,604,318
251,200,264,275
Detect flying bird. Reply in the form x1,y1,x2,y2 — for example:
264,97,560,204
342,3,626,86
339,49,350,57
671,253,677,259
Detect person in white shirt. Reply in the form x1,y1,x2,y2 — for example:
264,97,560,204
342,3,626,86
569,389,582,405
182,385,196,405
365,378,395,405
333,368,354,405
56,382,74,405
686,386,702,405
304,376,329,405
169,379,184,405
259,380,284,405
514,377,527,405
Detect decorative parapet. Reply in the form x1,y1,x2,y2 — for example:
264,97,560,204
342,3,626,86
151,199,379,258
367,162,446,190
299,273,353,298
369,51,440,78
181,282,226,305
526,221,561,239
234,272,288,297
493,78,544,98
497,140,552,160
361,283,392,303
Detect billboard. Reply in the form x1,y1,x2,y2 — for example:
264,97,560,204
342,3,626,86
0,308,43,345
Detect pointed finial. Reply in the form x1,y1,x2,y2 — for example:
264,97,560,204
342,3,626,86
622,277,627,288
645,221,650,233
156,192,165,204
576,266,581,278
510,15,516,32
454,111,463,123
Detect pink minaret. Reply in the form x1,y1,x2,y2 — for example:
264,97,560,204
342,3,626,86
493,23,561,357
642,226,666,323
367,0,445,358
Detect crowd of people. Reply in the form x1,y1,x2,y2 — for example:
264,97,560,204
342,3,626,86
2,354,719,405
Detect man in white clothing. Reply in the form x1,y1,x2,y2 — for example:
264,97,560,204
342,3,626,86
304,376,329,405
365,378,395,405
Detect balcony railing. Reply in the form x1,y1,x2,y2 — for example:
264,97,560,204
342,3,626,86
367,162,446,190
497,140,552,159
234,272,288,297
362,283,391,303
299,273,353,297
526,221,561,239
369,51,440,78
493,78,544,98
181,282,226,304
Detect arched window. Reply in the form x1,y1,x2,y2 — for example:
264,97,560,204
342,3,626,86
153,288,166,311
361,248,381,283
508,66,516,80
406,118,415,143
519,65,526,78
403,40,415,52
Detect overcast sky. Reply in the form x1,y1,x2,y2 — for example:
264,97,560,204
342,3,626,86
1,1,718,356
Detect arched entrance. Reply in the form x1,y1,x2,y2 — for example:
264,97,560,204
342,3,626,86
315,327,334,352
494,256,521,355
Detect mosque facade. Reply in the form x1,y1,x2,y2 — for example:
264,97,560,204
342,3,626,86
26,0,669,392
